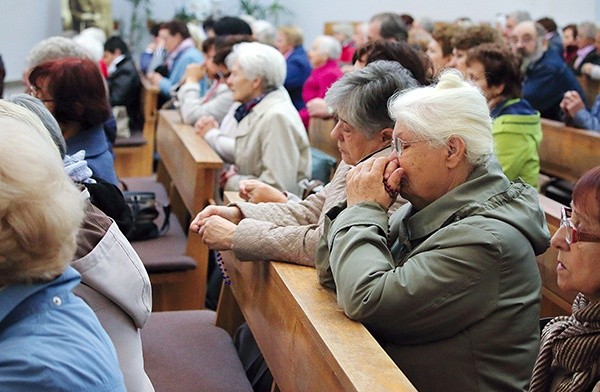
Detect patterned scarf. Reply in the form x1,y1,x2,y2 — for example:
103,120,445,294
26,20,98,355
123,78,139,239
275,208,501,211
529,293,600,392
233,88,275,123
166,38,196,71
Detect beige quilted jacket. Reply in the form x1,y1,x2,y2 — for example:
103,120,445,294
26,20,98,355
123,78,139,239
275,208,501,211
231,148,405,266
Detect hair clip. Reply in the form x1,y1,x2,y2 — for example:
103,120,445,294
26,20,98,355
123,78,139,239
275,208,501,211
215,251,231,286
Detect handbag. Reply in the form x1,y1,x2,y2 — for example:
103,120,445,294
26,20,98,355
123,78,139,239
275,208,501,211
123,191,170,241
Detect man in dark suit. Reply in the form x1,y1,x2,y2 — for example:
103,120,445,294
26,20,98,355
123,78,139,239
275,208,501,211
103,36,143,133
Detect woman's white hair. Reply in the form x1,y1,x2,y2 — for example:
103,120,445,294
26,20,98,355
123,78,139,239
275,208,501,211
225,42,287,90
0,102,84,286
313,35,342,60
388,69,494,166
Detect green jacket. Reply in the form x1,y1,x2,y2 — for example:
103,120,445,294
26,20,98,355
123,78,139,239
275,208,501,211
492,99,542,188
316,158,550,391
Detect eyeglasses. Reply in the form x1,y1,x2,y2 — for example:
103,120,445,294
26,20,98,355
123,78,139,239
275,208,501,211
560,206,600,244
391,136,429,155
28,85,54,103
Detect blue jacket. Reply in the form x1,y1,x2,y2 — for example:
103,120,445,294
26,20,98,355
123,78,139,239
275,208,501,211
66,124,119,186
522,49,586,121
158,46,204,98
571,93,600,132
0,267,126,391
284,46,312,111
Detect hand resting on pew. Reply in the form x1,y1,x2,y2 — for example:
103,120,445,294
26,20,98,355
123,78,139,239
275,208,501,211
190,204,248,250
560,90,586,119
194,115,219,137
238,179,288,203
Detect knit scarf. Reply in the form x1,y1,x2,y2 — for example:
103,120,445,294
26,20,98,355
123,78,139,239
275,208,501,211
166,38,196,71
529,293,600,392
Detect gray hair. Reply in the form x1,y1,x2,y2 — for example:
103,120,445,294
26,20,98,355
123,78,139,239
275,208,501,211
252,20,276,46
225,42,287,90
388,69,493,166
507,10,532,24
578,21,598,40
370,12,408,41
7,94,66,159
26,36,91,69
312,35,342,60
325,60,418,139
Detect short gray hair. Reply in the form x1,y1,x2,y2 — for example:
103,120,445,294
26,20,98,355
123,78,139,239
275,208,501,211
312,35,342,60
226,42,287,90
7,94,66,159
325,60,418,139
388,69,493,166
26,36,91,69
578,21,598,40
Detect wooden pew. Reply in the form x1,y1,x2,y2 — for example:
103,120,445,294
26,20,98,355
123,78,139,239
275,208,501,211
537,194,578,317
216,192,416,392
113,77,158,178
308,117,340,163
153,109,224,309
539,118,600,184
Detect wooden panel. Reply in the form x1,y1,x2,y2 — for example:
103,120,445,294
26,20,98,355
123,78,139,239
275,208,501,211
308,117,340,163
154,110,224,309
113,77,159,178
577,74,600,108
536,194,578,317
217,250,417,392
539,118,600,184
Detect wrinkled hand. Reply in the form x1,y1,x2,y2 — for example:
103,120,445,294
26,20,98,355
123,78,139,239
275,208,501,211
306,98,330,118
346,156,403,208
183,62,207,84
190,205,243,233
194,115,219,137
560,90,585,118
238,179,287,203
148,72,163,87
196,215,237,250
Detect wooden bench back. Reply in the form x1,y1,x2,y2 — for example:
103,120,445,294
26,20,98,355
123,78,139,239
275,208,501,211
216,250,417,392
153,110,224,309
577,74,600,108
112,77,159,178
539,118,600,184
308,117,341,163
536,194,577,317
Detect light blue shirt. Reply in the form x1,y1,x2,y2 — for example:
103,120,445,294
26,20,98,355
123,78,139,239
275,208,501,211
0,267,126,391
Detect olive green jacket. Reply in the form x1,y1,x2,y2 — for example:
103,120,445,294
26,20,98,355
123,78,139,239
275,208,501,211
317,158,550,391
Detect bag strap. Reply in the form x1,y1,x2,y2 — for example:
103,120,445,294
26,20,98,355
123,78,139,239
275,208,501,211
157,202,171,236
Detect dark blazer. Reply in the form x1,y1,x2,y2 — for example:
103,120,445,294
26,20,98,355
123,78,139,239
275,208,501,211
284,46,312,111
108,56,143,131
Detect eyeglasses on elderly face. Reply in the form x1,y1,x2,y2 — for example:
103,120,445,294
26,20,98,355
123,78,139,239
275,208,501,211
391,136,430,155
560,206,600,244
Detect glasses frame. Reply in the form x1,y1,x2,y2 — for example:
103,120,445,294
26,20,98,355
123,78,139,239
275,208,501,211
28,85,54,103
391,137,429,155
560,206,600,244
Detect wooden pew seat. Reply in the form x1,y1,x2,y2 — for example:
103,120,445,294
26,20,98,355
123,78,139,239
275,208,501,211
114,131,147,148
142,310,252,392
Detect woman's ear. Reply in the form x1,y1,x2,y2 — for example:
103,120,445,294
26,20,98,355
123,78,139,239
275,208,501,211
446,136,466,169
380,127,393,143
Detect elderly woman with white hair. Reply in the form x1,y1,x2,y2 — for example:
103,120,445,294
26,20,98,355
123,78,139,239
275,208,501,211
316,70,551,391
298,35,343,128
195,41,311,196
0,108,126,390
